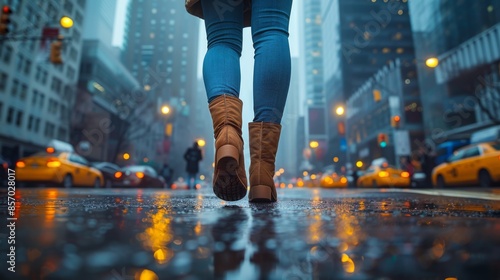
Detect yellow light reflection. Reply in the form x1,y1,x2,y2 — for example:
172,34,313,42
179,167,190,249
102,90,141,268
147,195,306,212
153,248,173,264
194,221,202,236
341,253,355,273
432,239,445,259
137,208,174,265
136,269,159,280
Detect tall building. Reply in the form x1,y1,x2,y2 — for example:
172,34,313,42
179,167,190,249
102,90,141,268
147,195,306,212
0,0,86,164
409,0,500,144
81,0,116,49
322,0,423,166
121,0,200,173
276,58,301,177
300,0,327,170
70,0,143,164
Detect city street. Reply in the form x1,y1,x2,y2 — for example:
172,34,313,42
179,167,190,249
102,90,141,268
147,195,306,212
1,186,499,280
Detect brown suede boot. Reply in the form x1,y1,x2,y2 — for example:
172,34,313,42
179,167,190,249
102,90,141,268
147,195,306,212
248,122,281,202
209,95,248,201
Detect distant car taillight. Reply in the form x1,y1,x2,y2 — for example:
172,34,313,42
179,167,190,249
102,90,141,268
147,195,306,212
136,172,145,179
401,171,410,178
16,161,26,168
114,172,122,179
46,158,61,168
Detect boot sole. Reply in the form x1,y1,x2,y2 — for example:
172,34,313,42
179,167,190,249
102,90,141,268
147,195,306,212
213,145,247,201
249,185,277,203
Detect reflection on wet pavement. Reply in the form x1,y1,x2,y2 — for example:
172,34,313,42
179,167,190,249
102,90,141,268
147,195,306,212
0,188,499,279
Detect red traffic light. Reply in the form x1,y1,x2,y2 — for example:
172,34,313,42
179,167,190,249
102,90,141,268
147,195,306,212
2,6,11,14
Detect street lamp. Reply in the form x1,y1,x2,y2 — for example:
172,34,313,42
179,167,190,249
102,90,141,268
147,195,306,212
309,140,319,149
59,16,74,29
123,153,130,160
335,106,345,116
425,57,439,68
161,105,171,115
197,138,206,147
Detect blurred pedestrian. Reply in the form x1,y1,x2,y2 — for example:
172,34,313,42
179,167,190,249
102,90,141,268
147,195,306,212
160,163,174,188
400,156,415,176
184,142,203,189
419,147,436,186
185,0,293,202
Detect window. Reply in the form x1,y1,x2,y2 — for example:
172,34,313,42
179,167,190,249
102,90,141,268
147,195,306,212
463,147,481,158
0,72,7,91
16,54,24,72
51,77,62,94
32,90,39,105
24,59,32,75
70,154,88,165
11,79,19,97
74,12,83,25
63,0,73,14
6,107,14,124
2,46,13,63
20,84,27,100
44,122,55,138
35,66,42,81
448,150,464,162
15,111,23,127
39,94,45,108
34,118,40,132
27,115,34,130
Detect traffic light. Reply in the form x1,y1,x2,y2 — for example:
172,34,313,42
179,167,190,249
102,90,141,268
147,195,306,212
0,5,12,35
391,115,401,128
50,38,63,64
378,133,388,148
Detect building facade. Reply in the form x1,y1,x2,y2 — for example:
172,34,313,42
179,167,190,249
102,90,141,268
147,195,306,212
73,40,140,164
121,0,200,173
276,58,301,178
300,0,328,171
409,0,500,145
322,0,423,167
0,0,86,164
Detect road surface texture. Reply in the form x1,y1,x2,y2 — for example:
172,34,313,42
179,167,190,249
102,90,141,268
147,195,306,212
1,187,499,280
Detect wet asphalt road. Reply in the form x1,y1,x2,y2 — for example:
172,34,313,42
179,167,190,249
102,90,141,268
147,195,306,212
1,187,500,280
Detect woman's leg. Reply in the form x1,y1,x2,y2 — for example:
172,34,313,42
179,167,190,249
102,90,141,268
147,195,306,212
201,0,244,102
201,0,248,201
248,0,292,202
251,0,292,124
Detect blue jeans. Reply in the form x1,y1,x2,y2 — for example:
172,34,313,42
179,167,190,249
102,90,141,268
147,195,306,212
187,173,197,189
201,0,292,124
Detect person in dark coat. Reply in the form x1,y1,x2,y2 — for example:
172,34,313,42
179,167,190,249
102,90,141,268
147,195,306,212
184,142,203,189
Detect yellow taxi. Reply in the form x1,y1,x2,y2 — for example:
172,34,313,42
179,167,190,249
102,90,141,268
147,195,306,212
357,164,410,188
15,141,104,188
320,172,348,188
432,141,500,188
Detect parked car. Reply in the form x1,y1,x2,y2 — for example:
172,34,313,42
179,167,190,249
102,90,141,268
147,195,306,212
432,141,500,188
357,164,411,188
92,162,120,188
114,165,166,188
320,172,348,188
15,148,104,188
